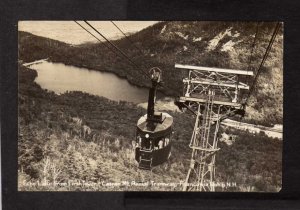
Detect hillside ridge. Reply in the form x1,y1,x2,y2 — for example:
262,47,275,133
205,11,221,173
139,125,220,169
18,21,283,125
18,64,282,191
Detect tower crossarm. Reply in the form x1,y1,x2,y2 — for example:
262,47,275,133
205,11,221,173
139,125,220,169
189,146,220,152
175,64,254,76
183,79,250,90
175,64,253,105
179,96,242,109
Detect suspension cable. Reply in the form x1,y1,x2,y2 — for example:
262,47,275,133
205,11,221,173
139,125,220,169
244,22,281,105
242,22,260,102
90,21,180,95
77,20,180,95
74,21,127,59
84,21,151,79
110,21,147,56
110,21,161,80
110,21,158,74
75,21,154,85
75,21,104,44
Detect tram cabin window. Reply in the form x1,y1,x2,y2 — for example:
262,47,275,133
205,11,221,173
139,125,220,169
158,139,164,149
165,137,169,146
153,138,162,149
141,139,151,149
136,136,142,148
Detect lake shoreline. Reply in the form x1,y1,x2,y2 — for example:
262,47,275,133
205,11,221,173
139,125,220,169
22,60,283,133
24,59,170,99
27,60,152,103
48,58,154,88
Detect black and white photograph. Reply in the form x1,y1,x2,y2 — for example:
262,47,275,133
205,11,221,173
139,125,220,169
17,21,283,192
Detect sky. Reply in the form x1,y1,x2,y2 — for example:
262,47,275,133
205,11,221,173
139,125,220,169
18,21,159,45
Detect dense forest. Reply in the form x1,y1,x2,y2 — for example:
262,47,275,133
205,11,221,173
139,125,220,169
18,21,283,126
18,65,282,191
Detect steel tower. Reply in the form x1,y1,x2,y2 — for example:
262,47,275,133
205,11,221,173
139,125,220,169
175,64,253,191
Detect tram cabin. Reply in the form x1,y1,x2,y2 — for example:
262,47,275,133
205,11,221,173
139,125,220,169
135,112,173,170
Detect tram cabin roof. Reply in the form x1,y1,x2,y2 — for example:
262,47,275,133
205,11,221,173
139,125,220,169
137,112,173,138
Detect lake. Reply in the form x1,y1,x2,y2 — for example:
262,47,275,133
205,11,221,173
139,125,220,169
29,61,149,103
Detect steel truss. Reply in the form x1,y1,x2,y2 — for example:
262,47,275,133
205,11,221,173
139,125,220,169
175,64,252,191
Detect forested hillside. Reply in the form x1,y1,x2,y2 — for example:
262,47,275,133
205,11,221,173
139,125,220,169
18,65,282,191
18,21,283,125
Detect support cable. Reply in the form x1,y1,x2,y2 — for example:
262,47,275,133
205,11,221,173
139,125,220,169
84,21,151,79
244,22,281,105
74,21,128,61
110,21,146,56
110,21,181,95
77,20,180,96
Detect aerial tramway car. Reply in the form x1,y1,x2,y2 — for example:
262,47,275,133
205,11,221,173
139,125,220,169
135,67,173,170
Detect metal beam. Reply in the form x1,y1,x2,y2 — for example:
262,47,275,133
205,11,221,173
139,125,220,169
175,64,254,76
183,79,250,89
189,146,220,152
179,96,242,108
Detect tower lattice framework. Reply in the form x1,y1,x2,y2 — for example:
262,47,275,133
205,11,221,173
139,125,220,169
175,64,253,191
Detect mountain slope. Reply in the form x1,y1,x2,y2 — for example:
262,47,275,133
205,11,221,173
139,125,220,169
18,64,282,191
18,21,283,125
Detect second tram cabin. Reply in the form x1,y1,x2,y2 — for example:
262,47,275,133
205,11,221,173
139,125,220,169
135,113,173,170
